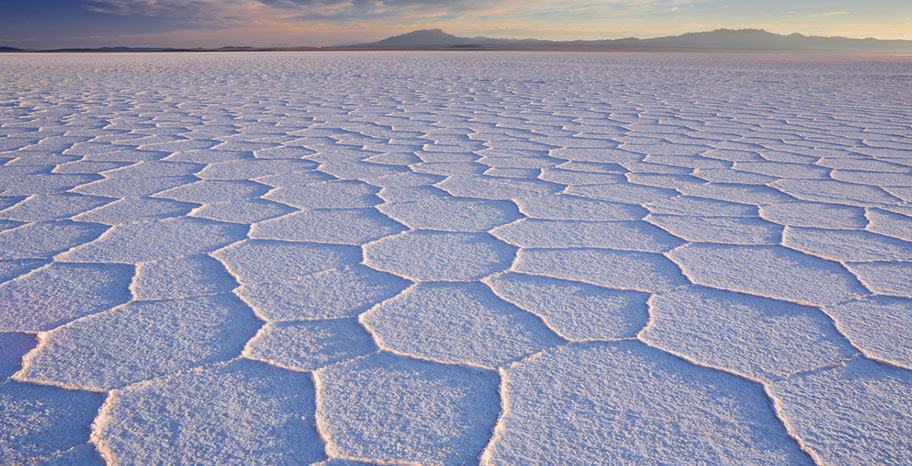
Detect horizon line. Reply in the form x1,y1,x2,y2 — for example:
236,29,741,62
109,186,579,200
4,27,912,52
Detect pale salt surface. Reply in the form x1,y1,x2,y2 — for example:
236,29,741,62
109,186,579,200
0,51,910,465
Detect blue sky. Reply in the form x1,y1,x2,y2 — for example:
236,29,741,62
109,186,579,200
2,0,910,48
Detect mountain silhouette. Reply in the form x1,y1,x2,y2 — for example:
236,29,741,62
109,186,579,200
367,29,472,47
352,28,912,52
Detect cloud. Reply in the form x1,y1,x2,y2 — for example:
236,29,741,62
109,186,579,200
808,11,849,18
83,0,688,23
85,0,485,20
85,0,277,21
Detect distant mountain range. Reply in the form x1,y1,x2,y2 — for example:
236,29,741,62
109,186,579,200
3,29,912,53
352,28,912,53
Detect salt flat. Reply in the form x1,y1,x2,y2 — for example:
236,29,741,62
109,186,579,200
0,51,910,465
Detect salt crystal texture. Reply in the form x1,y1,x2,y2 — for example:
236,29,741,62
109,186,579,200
1,51,910,465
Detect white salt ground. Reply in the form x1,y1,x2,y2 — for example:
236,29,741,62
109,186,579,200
0,51,910,465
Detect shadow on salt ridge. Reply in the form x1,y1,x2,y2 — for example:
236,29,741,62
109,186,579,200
0,332,37,380
29,443,105,465
0,381,105,464
0,259,48,285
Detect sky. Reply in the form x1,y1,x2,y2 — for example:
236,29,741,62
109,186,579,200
1,0,911,49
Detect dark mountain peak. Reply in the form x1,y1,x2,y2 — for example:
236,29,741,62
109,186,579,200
368,29,467,47
410,28,448,36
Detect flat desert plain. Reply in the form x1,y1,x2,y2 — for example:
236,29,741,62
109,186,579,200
0,52,910,465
